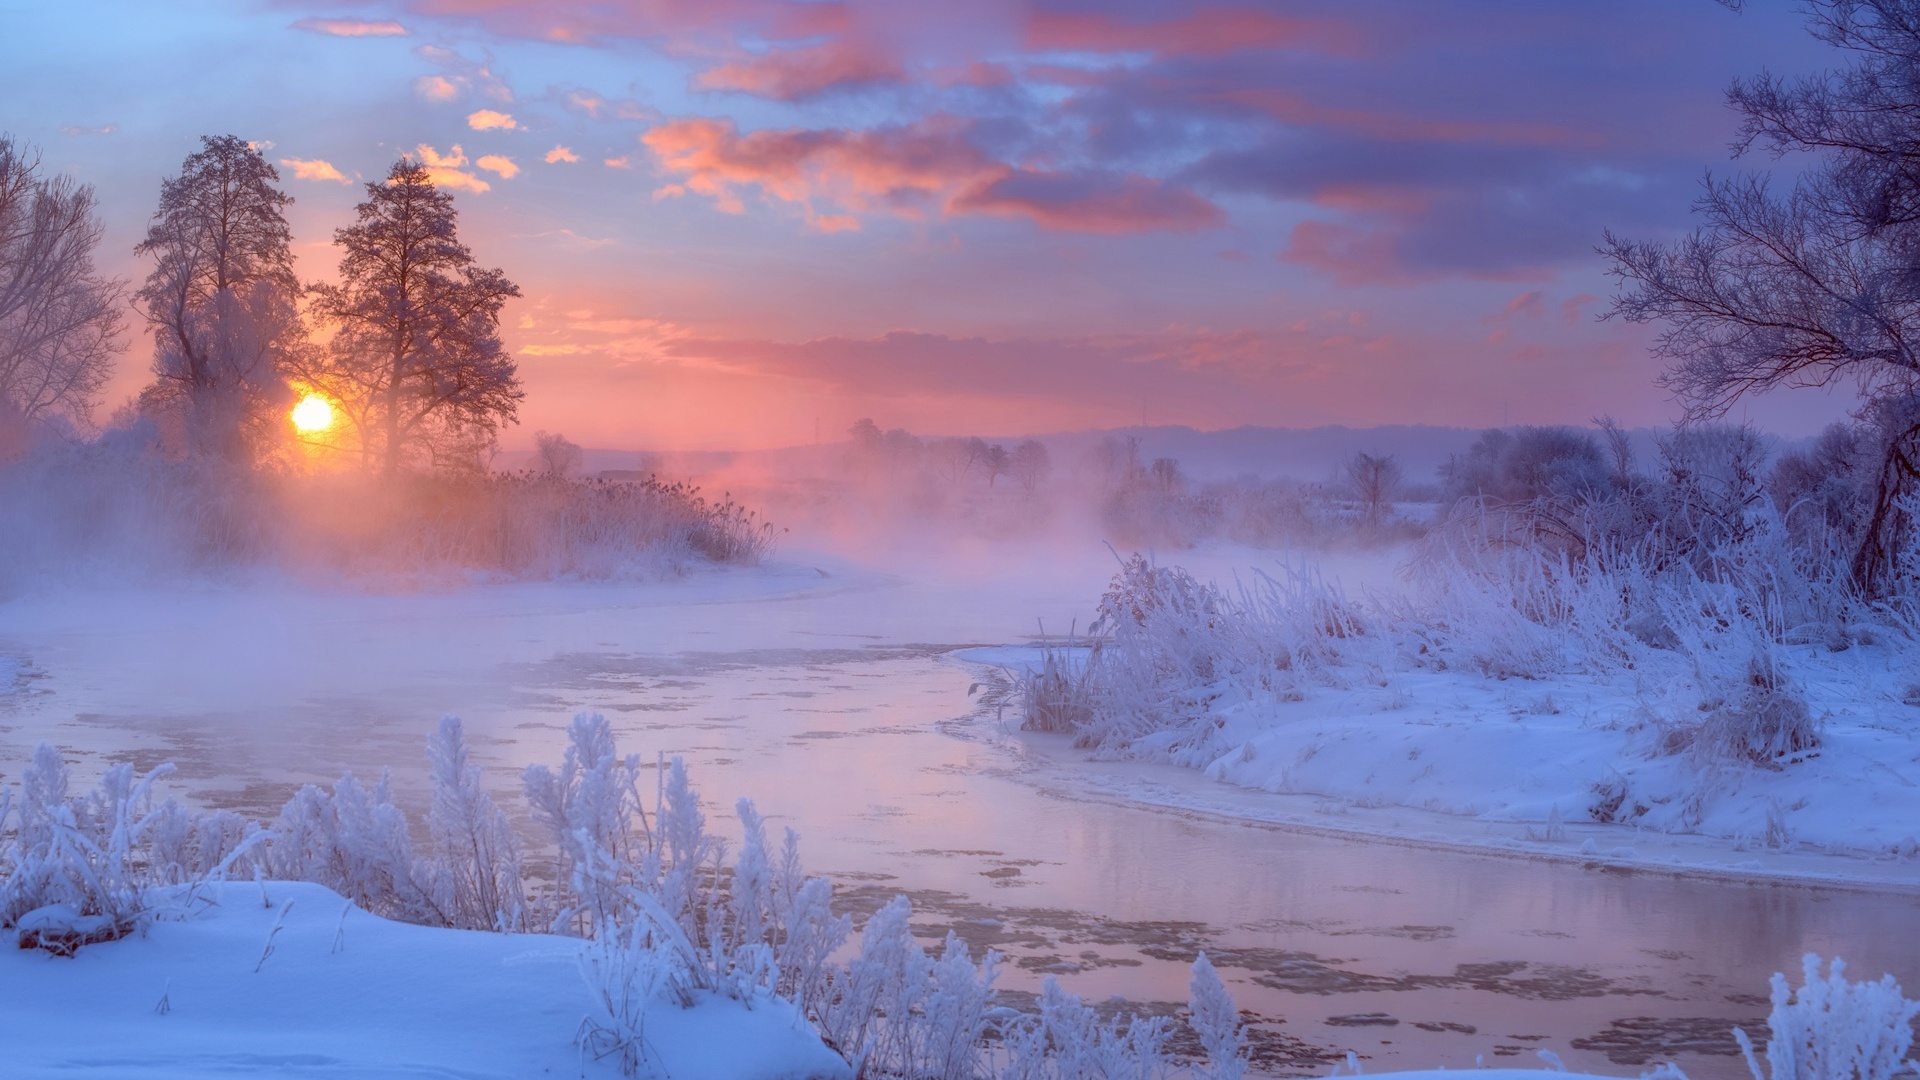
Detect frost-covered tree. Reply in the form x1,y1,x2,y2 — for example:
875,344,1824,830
534,429,583,479
1442,427,1609,504
305,158,521,476
0,135,123,425
135,135,300,462
1605,0,1920,594
1011,438,1051,493
1345,452,1401,528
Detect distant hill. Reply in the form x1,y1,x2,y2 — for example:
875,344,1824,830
498,422,1810,487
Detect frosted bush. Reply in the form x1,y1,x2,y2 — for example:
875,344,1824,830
425,715,525,931
994,976,1174,1080
1734,955,1919,1080
521,712,655,935
266,769,438,922
576,913,676,1077
1020,635,1099,736
1187,953,1248,1080
0,744,250,953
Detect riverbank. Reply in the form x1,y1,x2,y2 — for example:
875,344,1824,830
961,639,1920,893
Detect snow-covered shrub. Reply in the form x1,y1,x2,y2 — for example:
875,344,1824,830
266,769,438,922
994,976,1174,1080
286,472,777,580
1020,636,1099,736
1655,578,1821,767
1020,554,1367,756
576,912,677,1077
521,712,655,935
0,745,203,952
425,715,525,931
1187,953,1248,1080
144,801,261,885
1734,955,1919,1080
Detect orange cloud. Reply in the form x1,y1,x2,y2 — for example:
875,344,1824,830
415,143,468,168
291,17,408,37
545,145,580,163
412,144,491,192
468,109,518,131
279,157,350,183
642,116,1222,234
477,154,519,179
415,75,459,102
604,156,632,169
694,40,903,101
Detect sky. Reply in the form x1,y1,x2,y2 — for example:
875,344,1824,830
0,0,1851,450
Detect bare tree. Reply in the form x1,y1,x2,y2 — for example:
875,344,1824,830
1603,0,1920,593
1010,438,1051,493
0,135,124,425
305,158,522,476
928,436,986,484
982,443,1011,487
534,429,583,479
135,135,300,461
1345,452,1402,528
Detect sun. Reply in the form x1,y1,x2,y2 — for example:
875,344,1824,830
291,394,334,433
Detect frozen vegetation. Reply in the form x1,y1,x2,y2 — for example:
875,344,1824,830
0,718,1262,1079
1018,424,1920,867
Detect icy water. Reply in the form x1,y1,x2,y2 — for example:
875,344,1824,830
4,555,1918,1078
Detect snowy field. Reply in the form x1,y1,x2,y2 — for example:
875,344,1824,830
0,881,845,1080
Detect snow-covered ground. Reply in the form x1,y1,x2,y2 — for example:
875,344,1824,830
0,881,847,1080
967,547,1920,890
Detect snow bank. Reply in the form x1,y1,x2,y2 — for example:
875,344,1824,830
0,880,848,1080
998,547,1920,881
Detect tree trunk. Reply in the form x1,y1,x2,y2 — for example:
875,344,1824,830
1850,422,1920,598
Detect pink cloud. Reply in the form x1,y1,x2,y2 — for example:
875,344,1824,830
1025,8,1351,57
545,145,580,163
291,17,408,37
643,116,1220,234
386,0,846,49
695,40,903,100
279,157,351,183
562,90,653,122
953,170,1224,234
1560,293,1598,325
1484,290,1547,323
468,109,518,131
1278,220,1422,287
414,75,460,102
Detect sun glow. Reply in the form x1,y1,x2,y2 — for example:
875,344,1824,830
291,394,334,433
